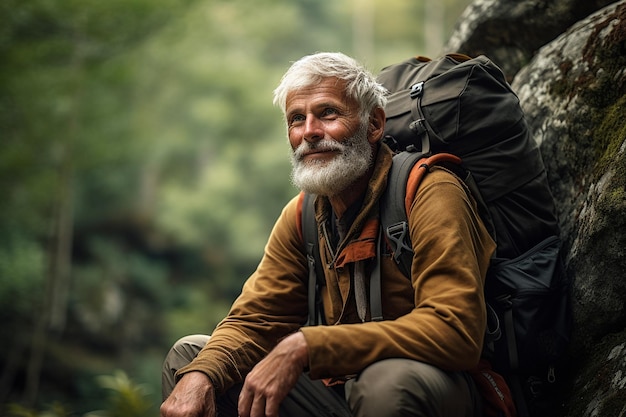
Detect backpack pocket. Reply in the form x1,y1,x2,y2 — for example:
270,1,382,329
486,235,571,375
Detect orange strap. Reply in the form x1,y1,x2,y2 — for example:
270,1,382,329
404,153,462,214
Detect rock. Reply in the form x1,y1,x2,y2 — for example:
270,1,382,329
443,0,617,79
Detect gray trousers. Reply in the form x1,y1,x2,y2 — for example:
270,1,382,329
162,334,481,417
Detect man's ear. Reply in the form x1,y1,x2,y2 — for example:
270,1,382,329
367,107,386,144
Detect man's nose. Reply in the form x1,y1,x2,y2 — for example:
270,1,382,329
303,115,324,142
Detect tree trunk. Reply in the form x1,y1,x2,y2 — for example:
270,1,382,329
23,38,82,405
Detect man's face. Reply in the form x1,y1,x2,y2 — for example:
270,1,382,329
285,78,374,196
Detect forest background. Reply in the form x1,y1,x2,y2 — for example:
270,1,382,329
0,0,471,415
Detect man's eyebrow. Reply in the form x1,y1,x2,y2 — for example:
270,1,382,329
285,107,302,119
307,100,345,112
315,101,341,109
286,100,341,115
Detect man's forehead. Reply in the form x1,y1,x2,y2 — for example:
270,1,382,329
285,78,353,108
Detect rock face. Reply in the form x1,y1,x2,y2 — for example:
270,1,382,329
445,0,618,79
444,1,626,416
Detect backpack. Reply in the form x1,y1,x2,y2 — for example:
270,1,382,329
301,54,571,417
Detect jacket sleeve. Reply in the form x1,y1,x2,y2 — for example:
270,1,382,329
175,195,309,395
301,169,496,378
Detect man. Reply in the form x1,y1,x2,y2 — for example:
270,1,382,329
160,52,495,417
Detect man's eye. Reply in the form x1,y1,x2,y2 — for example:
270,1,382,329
322,108,338,117
289,114,305,125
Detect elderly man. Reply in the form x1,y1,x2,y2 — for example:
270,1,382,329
160,52,495,417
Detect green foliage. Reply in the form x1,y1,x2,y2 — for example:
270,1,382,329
4,402,73,417
0,0,472,412
3,372,154,417
0,235,46,317
71,237,171,347
88,371,152,417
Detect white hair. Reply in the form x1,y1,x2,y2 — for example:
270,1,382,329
273,52,388,119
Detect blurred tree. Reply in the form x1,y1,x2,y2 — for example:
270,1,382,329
0,0,197,409
0,0,471,412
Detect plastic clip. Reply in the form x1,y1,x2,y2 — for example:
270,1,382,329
386,222,412,263
410,82,424,99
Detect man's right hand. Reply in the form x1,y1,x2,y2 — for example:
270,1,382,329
160,371,216,417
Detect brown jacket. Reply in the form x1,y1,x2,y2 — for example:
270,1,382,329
177,144,495,395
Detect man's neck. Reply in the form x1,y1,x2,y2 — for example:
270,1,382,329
329,168,372,219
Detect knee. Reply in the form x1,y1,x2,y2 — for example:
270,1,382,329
349,359,473,417
171,334,209,355
350,359,419,410
164,334,210,370
162,335,210,401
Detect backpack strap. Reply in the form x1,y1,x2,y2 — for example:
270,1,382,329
369,151,462,319
369,226,384,322
301,192,325,326
380,151,462,277
380,151,424,278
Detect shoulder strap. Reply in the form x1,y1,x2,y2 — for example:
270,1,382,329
369,151,463,319
380,151,463,277
380,151,424,278
302,193,325,326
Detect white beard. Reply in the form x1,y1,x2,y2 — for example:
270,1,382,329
290,123,373,197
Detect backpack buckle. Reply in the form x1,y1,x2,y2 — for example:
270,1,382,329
385,221,412,263
410,82,424,99
409,119,427,136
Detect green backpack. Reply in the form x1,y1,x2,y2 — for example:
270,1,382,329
301,54,571,417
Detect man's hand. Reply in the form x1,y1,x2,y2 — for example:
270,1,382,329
238,332,309,417
160,371,216,417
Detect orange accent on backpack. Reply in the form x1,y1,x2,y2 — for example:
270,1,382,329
469,359,518,417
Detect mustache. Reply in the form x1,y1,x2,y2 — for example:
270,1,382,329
293,139,346,161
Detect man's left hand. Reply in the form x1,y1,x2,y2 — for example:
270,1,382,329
237,331,309,417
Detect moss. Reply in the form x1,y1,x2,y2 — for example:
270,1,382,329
550,59,574,97
597,187,626,219
550,3,626,106
592,94,626,180
583,3,626,65
565,3,626,183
